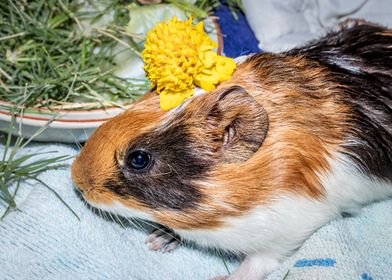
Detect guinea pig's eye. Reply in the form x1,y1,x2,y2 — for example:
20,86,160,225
126,150,151,171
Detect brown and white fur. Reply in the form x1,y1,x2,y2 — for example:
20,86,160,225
71,20,392,279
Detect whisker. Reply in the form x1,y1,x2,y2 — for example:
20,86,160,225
149,164,173,177
99,209,107,221
124,216,148,234
78,201,183,278
97,208,102,219
66,130,83,150
165,162,180,177
82,128,89,141
107,212,117,224
139,219,182,244
102,210,113,222
131,218,150,234
111,213,127,229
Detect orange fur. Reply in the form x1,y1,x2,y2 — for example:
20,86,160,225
71,92,165,212
72,53,351,230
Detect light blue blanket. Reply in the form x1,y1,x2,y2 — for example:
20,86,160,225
1,143,391,280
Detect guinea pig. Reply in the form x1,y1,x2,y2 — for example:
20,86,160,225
71,19,392,280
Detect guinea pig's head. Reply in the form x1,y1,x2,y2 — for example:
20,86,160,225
71,84,269,229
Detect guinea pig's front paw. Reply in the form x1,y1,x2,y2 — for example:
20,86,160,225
213,253,279,280
145,228,181,253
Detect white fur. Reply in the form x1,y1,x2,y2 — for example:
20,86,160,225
88,200,156,222
321,154,392,214
158,87,206,128
176,153,392,279
234,54,252,65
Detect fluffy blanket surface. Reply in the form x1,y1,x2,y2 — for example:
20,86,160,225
243,0,392,52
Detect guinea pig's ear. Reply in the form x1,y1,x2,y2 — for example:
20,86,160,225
206,85,269,163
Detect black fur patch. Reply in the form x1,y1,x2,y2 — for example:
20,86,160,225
105,122,211,210
289,21,392,179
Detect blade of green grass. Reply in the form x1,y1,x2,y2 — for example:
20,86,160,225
1,105,78,220
0,178,21,220
282,270,291,280
0,0,148,109
27,176,80,221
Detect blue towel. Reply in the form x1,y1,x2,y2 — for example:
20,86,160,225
213,6,261,58
1,142,391,280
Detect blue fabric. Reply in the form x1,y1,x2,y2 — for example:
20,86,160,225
213,5,261,58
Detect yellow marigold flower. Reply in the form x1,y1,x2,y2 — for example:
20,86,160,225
142,17,237,110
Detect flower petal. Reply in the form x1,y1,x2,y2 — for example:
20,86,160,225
142,17,237,110
159,88,194,110
216,55,237,81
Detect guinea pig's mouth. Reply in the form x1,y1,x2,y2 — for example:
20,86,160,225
72,181,91,200
71,182,156,223
86,196,157,222
71,169,101,203
73,184,86,199
70,173,101,205
72,183,93,204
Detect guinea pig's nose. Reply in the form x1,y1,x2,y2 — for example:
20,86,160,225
71,175,88,194
71,157,92,193
71,174,94,198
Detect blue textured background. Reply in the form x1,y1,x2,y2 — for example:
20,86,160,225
214,5,261,57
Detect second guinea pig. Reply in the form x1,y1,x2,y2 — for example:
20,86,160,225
71,20,392,280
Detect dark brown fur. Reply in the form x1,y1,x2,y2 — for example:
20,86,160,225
289,20,392,179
